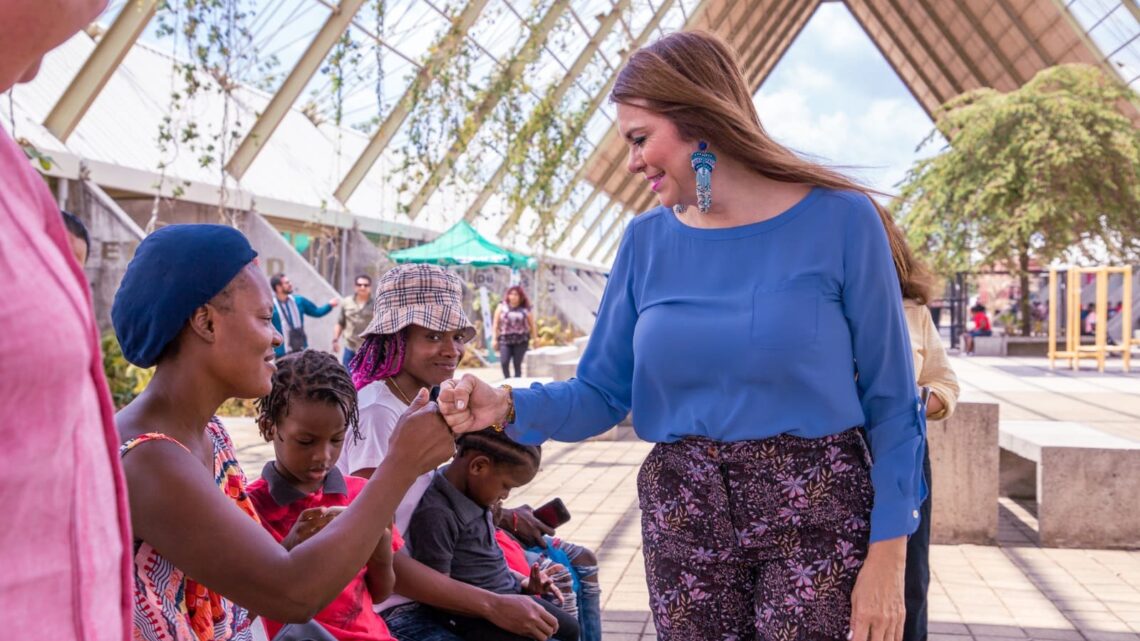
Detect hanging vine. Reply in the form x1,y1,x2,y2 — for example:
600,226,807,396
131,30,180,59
397,34,481,194
492,9,594,241
151,0,261,228
502,88,590,240
322,32,365,129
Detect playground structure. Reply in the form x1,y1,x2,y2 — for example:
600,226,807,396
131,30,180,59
1048,266,1134,372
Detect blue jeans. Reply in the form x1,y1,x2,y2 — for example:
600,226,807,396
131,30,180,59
528,538,601,641
342,347,356,369
382,603,462,641
383,600,576,641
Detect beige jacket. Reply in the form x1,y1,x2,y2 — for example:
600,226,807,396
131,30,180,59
904,299,960,421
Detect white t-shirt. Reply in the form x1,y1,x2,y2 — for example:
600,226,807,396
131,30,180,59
336,380,435,611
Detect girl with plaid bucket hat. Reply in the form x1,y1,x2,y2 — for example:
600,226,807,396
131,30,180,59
340,264,586,641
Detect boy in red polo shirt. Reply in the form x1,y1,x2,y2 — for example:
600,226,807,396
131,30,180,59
247,350,402,641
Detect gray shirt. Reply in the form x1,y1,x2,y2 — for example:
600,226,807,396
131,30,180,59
407,467,519,595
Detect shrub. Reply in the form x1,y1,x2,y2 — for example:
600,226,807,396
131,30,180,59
101,332,153,409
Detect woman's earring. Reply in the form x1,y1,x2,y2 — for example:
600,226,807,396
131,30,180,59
691,141,717,214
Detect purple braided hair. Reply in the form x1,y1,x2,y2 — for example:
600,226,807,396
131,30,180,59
350,331,407,391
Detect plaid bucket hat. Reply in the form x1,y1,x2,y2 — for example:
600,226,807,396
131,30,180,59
362,263,474,340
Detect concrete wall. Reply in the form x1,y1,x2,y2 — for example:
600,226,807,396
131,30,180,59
240,212,341,353
68,180,145,333
111,197,342,353
344,228,391,286
928,402,1000,545
549,267,597,334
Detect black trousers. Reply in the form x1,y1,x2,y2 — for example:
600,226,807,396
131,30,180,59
903,447,933,641
499,341,528,378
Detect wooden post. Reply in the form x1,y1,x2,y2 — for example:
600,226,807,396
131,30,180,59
1124,265,1133,373
1068,269,1080,370
1096,268,1108,372
1048,268,1057,368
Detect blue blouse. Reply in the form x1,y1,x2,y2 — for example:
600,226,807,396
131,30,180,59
509,187,927,542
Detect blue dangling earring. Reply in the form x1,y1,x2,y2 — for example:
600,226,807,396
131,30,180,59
690,141,716,214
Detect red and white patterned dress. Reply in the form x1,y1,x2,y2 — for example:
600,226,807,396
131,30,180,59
120,418,258,641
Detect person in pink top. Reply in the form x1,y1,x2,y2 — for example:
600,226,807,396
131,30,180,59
0,1,133,640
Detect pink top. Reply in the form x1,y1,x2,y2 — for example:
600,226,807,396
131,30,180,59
0,125,132,641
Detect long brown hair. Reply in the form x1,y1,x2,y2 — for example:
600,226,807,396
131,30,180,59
876,209,936,304
611,30,934,303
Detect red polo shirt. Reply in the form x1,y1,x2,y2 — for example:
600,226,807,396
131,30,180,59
248,463,403,641
494,529,530,575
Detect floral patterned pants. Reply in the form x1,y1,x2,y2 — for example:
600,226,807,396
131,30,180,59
638,429,874,641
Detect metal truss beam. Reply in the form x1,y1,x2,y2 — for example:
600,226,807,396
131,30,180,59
844,0,936,119
403,0,572,220
913,0,987,87
333,0,491,203
533,160,593,247
742,0,813,89
226,0,370,179
994,0,1055,67
571,199,621,256
725,0,772,54
502,0,680,239
537,0,729,247
587,207,627,261
591,0,750,229
461,0,631,225
857,0,947,107
601,222,624,263
1048,0,1132,84
630,181,657,216
44,0,159,141
882,0,965,95
957,0,1026,86
550,179,604,251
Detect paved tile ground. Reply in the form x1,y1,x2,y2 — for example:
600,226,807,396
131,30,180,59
227,355,1140,641
951,355,1140,443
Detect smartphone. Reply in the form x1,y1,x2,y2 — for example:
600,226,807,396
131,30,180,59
533,498,571,529
430,385,441,402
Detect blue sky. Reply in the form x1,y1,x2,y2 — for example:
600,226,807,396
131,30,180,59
754,2,941,196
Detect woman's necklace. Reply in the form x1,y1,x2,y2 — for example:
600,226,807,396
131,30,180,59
386,378,413,406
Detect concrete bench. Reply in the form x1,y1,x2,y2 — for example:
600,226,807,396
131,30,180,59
573,335,589,356
999,421,1140,548
928,402,999,545
552,359,578,382
973,334,1008,356
523,345,578,377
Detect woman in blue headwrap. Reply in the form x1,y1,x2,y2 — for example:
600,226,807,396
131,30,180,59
112,224,459,641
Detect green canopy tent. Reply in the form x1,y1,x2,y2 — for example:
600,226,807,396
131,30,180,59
389,221,536,363
389,220,536,269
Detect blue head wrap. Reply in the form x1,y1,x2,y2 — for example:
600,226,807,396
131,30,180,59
112,224,258,367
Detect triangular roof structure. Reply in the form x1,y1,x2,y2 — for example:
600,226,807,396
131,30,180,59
389,220,537,269
14,0,1137,266
586,0,1139,218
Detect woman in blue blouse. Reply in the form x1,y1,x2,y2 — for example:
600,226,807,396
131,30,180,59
440,32,924,641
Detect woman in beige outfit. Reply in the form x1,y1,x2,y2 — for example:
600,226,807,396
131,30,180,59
877,209,960,641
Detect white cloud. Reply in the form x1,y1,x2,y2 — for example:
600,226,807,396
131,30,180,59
810,3,868,54
755,89,940,194
786,62,837,92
